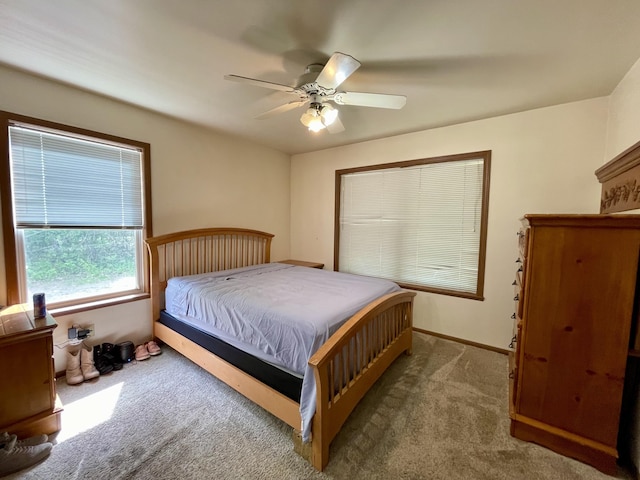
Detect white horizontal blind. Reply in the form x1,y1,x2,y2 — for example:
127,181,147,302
9,126,143,229
339,158,484,294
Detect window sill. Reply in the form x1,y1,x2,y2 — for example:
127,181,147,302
399,282,484,301
49,293,150,317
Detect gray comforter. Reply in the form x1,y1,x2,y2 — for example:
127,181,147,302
165,262,400,441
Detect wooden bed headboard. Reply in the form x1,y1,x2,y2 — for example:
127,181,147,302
145,228,274,322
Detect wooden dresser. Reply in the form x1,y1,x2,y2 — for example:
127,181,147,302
0,304,62,438
509,214,640,474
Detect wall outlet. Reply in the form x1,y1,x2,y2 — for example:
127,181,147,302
77,324,94,339
69,323,95,341
85,324,95,338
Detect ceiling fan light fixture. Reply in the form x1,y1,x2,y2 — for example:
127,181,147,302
320,104,339,126
300,106,326,132
307,118,325,132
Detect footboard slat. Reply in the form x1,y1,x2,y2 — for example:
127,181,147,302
308,290,416,470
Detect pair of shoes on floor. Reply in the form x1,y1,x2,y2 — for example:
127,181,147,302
0,431,53,476
134,341,162,361
93,343,123,375
65,346,99,385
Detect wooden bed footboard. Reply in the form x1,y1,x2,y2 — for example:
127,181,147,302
308,290,416,470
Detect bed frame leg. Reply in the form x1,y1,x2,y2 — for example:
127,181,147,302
291,429,329,471
405,329,413,356
311,437,329,471
291,430,312,463
311,414,330,471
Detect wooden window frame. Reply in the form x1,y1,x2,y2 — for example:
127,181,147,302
334,150,491,300
0,111,153,312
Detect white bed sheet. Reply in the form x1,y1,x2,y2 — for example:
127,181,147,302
164,262,401,441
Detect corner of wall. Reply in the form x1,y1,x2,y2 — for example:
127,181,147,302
604,55,640,161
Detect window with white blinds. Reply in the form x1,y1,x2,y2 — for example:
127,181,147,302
0,111,151,309
9,126,143,229
336,151,490,299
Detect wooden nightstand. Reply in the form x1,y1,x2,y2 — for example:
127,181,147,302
0,304,62,439
277,259,324,269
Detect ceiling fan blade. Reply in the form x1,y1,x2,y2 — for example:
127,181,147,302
326,115,345,134
255,100,308,119
315,52,361,90
333,91,406,109
224,74,296,93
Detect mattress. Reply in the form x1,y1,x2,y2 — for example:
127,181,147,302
159,310,303,401
164,262,401,440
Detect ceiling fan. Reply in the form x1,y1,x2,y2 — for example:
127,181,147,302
224,52,406,133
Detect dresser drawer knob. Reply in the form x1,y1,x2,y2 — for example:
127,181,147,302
511,313,516,319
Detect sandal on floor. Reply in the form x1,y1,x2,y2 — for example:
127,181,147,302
145,341,162,356
134,344,150,361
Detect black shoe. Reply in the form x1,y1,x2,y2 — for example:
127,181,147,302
95,353,114,375
111,344,123,370
93,345,113,375
98,342,123,372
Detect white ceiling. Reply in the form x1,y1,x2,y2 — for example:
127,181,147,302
2,0,640,155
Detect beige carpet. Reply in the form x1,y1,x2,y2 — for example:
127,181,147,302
6,333,633,479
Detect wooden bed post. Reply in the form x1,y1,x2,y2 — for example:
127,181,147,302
147,240,161,326
311,368,330,470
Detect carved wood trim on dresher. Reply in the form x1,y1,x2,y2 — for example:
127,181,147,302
595,139,640,213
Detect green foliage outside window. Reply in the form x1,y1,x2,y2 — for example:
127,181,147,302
23,229,136,285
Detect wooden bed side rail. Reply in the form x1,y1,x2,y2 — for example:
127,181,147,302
308,290,416,470
145,228,274,322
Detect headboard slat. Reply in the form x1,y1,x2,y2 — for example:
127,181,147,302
146,228,274,322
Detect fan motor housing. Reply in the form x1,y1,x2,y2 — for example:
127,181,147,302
296,63,326,92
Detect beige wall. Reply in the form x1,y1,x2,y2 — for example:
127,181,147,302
0,65,291,370
606,56,640,161
291,98,608,350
